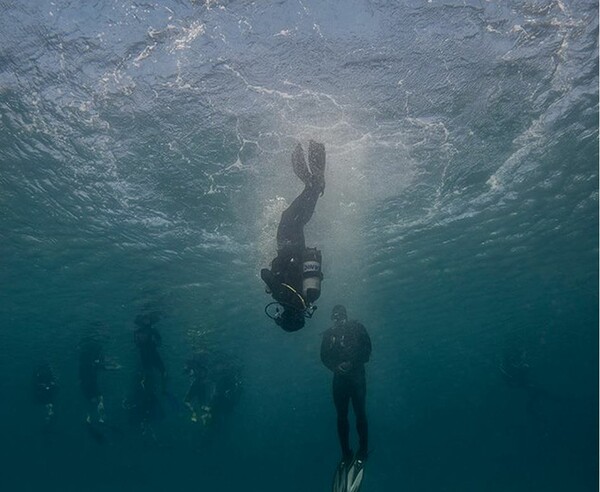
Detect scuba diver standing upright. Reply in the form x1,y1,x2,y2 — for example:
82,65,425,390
79,332,121,425
261,140,326,332
133,312,167,392
184,350,243,426
79,337,107,425
321,305,372,492
32,361,59,424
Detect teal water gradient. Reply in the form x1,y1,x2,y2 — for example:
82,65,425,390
0,1,597,491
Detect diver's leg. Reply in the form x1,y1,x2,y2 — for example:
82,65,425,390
185,382,200,422
351,376,368,460
276,184,321,251
292,141,326,192
85,398,93,424
140,350,152,389
153,351,166,377
333,376,353,460
150,349,167,392
81,383,94,423
185,399,198,422
85,379,104,423
276,141,324,250
308,140,326,193
292,143,311,184
97,395,105,423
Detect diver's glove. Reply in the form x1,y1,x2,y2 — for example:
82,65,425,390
336,361,353,375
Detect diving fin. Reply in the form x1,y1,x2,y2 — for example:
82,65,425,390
346,458,365,492
308,140,326,194
332,458,349,492
292,143,311,185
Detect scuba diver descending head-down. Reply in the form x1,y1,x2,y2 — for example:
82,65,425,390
261,140,326,332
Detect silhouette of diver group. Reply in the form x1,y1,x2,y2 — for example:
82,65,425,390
33,312,242,444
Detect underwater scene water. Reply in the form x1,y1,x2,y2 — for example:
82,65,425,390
0,1,598,491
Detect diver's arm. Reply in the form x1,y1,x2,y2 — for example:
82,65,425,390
358,323,372,364
320,332,337,372
335,361,353,375
323,339,353,375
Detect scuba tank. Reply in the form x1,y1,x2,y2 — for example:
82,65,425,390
302,248,323,304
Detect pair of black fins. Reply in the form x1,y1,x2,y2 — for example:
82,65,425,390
292,140,326,194
332,457,365,492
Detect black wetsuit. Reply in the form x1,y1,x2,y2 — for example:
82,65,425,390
261,183,322,331
184,355,212,406
125,375,163,427
134,324,165,382
321,320,372,460
79,341,104,401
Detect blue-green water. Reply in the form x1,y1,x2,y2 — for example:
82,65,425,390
0,1,598,491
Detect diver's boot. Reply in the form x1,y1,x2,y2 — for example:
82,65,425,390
356,447,369,462
308,140,326,195
291,143,311,185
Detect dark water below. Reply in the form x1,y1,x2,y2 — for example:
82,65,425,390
0,1,598,491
